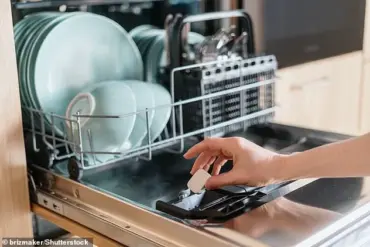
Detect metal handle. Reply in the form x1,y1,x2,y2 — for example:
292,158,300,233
169,10,256,68
183,10,252,24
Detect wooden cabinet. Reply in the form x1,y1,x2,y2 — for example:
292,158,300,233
363,0,370,62
274,51,362,136
0,0,33,239
360,62,370,134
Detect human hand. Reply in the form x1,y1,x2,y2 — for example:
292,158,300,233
183,137,285,189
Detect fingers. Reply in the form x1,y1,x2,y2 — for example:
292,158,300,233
190,152,215,174
183,137,226,159
205,170,239,190
211,156,227,175
203,164,211,172
190,151,228,175
203,156,216,173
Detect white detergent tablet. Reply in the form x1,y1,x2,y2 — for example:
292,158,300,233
187,169,211,194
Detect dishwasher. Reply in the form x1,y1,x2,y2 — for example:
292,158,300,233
12,0,370,246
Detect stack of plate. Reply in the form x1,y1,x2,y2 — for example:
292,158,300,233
14,12,143,137
65,79,172,164
129,25,204,84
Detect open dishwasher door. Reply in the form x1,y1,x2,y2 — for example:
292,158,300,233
27,123,370,247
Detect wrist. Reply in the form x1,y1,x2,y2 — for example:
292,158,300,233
269,153,305,182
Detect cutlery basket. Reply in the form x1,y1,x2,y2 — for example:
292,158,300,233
160,55,277,138
160,10,276,137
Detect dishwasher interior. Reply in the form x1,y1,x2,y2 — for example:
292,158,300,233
30,123,325,210
11,1,367,246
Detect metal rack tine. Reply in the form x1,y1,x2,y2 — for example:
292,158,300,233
87,128,96,167
51,112,57,151
140,109,152,161
60,122,71,155
76,111,85,168
164,104,184,154
30,109,40,152
40,112,53,151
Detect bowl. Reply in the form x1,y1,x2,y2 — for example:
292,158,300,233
65,81,137,164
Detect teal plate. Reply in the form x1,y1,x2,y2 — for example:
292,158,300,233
135,28,163,57
18,14,62,129
140,29,164,58
65,80,137,164
129,24,155,38
146,32,205,84
25,13,81,134
29,12,143,136
121,80,155,150
20,14,68,131
141,83,171,145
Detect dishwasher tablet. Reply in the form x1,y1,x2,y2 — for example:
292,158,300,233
187,169,211,194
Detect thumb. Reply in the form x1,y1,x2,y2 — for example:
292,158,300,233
205,171,238,190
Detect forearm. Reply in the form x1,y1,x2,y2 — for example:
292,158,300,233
276,133,370,181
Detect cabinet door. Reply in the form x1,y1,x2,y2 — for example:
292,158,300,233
363,0,370,62
360,62,370,134
0,0,33,238
274,52,362,135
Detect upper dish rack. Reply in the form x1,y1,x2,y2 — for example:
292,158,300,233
22,10,278,180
